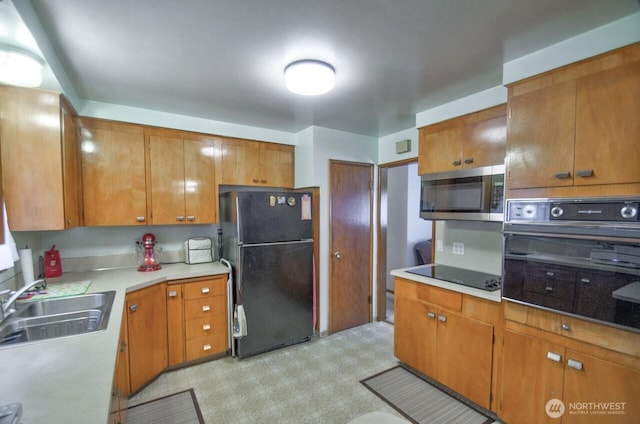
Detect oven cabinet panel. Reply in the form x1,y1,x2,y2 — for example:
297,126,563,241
522,264,576,314
394,277,496,411
500,330,565,424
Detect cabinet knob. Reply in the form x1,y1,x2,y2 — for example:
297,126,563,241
452,160,462,166
438,314,447,323
129,303,138,312
464,158,474,164
545,271,555,277
252,178,259,183
260,179,267,184
136,216,145,222
176,215,185,222
203,344,212,351
203,323,211,331
201,287,210,294
168,290,178,298
580,278,590,284
546,351,562,363
202,305,211,312
567,358,583,370
554,171,571,179
545,286,554,293
561,323,571,332
427,311,436,319
187,215,195,221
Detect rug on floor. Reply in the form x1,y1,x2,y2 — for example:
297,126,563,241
126,389,204,424
360,366,494,424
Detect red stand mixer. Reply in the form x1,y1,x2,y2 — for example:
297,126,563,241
136,233,162,272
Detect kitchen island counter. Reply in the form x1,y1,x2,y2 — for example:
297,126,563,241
391,265,501,303
0,261,229,424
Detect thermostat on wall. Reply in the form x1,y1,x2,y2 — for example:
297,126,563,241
395,139,411,154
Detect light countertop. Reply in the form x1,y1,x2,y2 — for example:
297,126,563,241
0,261,229,424
390,265,502,303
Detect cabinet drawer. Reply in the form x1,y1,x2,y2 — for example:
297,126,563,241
184,296,226,320
186,334,228,360
185,315,227,340
184,278,225,300
395,278,462,311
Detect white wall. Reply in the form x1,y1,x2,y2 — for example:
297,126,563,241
433,221,502,275
405,162,431,264
295,126,378,333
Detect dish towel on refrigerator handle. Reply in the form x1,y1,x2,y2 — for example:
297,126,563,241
234,304,248,338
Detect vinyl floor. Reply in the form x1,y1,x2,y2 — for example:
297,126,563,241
129,321,405,423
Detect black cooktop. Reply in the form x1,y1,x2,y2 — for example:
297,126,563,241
407,264,501,292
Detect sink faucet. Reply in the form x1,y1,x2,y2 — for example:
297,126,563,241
0,279,46,322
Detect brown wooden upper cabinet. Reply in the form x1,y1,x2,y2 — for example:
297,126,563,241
506,42,640,194
79,118,148,226
0,86,83,231
218,137,294,188
148,133,216,225
418,104,507,175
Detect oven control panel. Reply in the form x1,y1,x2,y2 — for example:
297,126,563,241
506,198,640,223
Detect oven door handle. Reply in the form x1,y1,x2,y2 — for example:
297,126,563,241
502,230,640,244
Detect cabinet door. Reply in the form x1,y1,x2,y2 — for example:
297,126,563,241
149,135,185,224
114,308,130,419
436,309,493,409
61,99,83,228
500,330,565,424
563,350,640,424
0,87,66,230
80,120,147,225
219,139,261,185
418,126,464,174
166,284,185,366
259,145,294,188
462,114,506,169
184,138,216,223
126,284,168,393
506,81,576,189
574,60,640,186
394,296,437,377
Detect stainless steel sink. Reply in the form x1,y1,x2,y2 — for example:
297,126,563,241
0,291,116,347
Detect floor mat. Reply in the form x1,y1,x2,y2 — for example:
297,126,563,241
361,366,494,424
126,389,204,424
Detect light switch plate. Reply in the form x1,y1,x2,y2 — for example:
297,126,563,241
436,239,444,252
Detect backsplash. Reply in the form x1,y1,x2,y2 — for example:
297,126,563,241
433,220,503,275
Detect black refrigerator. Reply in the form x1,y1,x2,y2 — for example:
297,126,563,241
219,191,314,358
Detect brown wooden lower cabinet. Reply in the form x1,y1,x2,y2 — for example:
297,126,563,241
167,275,228,365
500,303,640,424
394,277,499,411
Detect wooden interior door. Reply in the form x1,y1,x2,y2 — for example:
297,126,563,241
329,160,373,333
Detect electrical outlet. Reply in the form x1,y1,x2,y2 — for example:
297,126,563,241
436,239,444,252
452,242,465,255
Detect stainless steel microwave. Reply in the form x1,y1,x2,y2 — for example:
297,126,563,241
419,165,504,221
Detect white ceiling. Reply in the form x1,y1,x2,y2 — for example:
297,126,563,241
6,0,640,137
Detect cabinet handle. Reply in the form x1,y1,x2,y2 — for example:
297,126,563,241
203,344,212,351
202,305,211,312
545,271,555,277
129,304,138,312
438,314,447,323
203,323,211,331
452,160,462,166
136,216,145,222
567,358,583,370
545,286,554,293
561,323,571,332
168,290,178,298
201,287,210,294
187,215,195,221
176,215,185,222
260,179,267,184
555,171,571,179
252,178,259,183
576,169,593,178
546,351,562,363
580,278,590,284
427,312,436,319
464,158,474,164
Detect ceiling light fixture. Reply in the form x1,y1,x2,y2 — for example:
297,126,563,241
0,45,44,88
284,60,335,95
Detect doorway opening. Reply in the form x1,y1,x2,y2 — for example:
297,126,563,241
377,160,433,324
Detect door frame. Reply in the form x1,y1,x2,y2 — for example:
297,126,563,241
328,159,374,334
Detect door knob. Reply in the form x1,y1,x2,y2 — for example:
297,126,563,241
333,251,341,259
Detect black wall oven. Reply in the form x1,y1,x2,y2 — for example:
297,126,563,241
502,197,640,333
